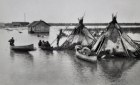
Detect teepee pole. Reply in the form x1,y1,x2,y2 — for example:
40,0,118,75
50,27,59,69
122,34,140,55
115,23,130,57
50,26,69,45
120,37,130,57
84,27,96,42
116,23,140,56
96,35,106,55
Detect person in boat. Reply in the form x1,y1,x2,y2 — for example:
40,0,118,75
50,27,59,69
42,40,45,47
45,41,51,47
8,37,15,46
38,40,42,46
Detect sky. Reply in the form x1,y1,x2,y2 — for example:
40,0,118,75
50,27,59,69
0,0,140,23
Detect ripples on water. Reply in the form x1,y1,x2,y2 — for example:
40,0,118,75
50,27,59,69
0,28,140,85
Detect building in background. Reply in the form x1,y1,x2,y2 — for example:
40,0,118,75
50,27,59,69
0,23,5,28
5,22,29,28
12,22,29,27
28,20,50,33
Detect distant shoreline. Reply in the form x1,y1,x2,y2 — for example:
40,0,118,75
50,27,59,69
48,23,140,26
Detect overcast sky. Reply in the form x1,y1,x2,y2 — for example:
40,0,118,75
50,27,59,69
0,0,140,23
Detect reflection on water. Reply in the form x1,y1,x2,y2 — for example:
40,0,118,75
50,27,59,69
10,50,34,67
28,32,49,38
0,28,140,85
39,48,53,54
98,59,138,84
10,50,34,61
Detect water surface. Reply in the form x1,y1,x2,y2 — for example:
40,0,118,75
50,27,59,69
0,28,140,85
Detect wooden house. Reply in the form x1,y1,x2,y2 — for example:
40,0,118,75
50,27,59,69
28,20,50,33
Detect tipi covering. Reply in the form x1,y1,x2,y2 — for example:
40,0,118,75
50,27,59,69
92,15,140,57
60,17,96,49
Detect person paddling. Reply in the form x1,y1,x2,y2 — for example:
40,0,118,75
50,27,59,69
8,37,15,46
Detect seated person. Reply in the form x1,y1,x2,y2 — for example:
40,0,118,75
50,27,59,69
41,40,45,47
45,41,51,47
38,40,42,46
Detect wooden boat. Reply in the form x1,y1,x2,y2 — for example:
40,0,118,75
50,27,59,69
10,44,35,51
133,40,140,47
75,49,97,63
39,46,53,51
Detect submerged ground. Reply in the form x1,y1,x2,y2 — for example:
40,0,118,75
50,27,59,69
0,27,140,85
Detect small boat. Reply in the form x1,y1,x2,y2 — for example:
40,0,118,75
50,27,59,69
10,44,36,51
39,46,53,51
75,49,97,63
133,40,140,47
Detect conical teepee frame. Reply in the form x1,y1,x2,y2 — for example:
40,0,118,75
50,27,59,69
93,15,140,57
60,17,96,49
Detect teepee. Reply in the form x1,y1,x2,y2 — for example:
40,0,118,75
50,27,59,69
60,17,96,49
92,14,140,58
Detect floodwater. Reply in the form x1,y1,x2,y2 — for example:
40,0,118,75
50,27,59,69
0,28,140,85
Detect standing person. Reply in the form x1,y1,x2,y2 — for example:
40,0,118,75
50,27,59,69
57,35,61,46
59,29,63,35
59,29,66,36
8,37,15,46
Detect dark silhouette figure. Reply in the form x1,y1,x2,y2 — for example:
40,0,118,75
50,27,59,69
42,40,45,46
57,35,61,46
9,37,15,46
46,41,51,47
59,29,63,35
38,40,42,46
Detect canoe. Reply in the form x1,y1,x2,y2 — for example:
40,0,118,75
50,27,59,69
10,44,35,51
75,49,97,63
134,41,140,47
39,46,53,51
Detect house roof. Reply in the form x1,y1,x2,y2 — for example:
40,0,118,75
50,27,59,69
28,20,50,27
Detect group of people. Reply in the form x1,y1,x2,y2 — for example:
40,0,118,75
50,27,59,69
38,40,51,47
